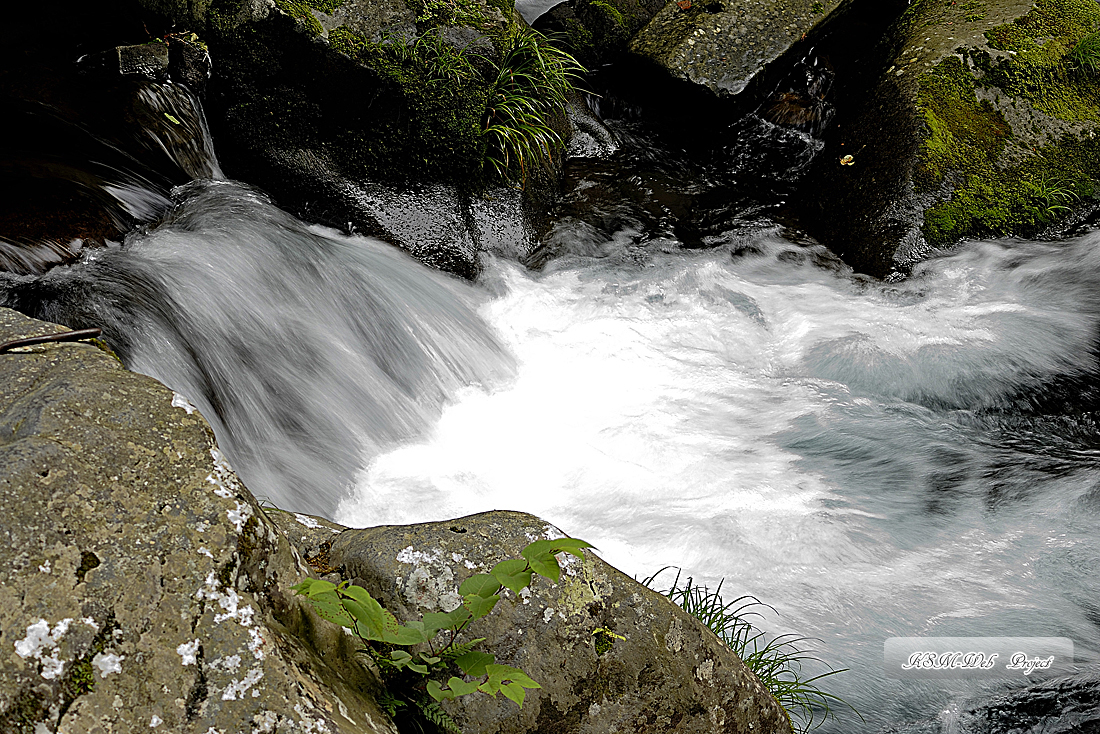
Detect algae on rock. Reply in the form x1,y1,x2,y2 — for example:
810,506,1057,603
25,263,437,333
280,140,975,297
800,0,1100,277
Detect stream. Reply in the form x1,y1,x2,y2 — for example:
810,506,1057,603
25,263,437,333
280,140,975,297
3,79,1099,732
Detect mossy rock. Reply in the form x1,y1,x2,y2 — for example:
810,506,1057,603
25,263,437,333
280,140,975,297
326,510,793,734
799,0,1100,277
128,0,555,278
0,308,396,733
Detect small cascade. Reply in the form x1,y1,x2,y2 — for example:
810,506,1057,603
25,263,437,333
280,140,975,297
1,180,514,516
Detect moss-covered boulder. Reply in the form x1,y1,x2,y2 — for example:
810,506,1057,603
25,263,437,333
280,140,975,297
628,0,849,99
800,0,1100,277
325,510,793,734
534,0,668,65
0,308,397,733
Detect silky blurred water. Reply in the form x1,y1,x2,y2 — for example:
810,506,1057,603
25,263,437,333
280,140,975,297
339,231,1100,731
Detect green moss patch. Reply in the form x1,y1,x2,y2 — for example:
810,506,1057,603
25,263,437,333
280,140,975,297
327,27,490,183
913,0,1100,245
915,56,1011,192
980,0,1100,122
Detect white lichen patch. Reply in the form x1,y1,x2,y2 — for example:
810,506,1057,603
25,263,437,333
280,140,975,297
211,654,242,671
396,545,442,566
519,587,533,605
198,546,214,559
227,501,252,532
248,628,266,660
177,639,201,665
252,711,279,733
196,572,255,627
82,617,100,631
695,658,714,682
293,513,321,529
150,715,163,727
15,619,73,679
221,666,264,700
294,702,330,734
38,560,51,574
92,652,125,678
206,448,239,499
543,607,556,623
171,391,198,414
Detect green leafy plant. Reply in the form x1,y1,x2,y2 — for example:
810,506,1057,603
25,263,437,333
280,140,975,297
1069,31,1100,75
1030,173,1082,216
293,537,592,731
644,568,859,734
483,28,585,183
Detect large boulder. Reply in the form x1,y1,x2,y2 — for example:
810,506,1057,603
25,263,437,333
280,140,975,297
0,307,397,734
130,0,563,278
798,0,1100,277
629,0,851,99
325,510,793,734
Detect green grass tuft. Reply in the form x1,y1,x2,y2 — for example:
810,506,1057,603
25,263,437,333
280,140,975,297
645,568,860,734
483,28,585,184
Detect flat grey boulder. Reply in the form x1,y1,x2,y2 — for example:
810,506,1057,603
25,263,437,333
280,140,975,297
328,510,793,734
630,0,848,98
0,308,396,734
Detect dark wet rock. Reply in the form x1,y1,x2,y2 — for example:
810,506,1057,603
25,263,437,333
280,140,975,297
798,0,1100,278
116,42,170,79
884,673,1100,734
629,0,848,99
328,510,793,734
534,0,668,64
0,307,398,734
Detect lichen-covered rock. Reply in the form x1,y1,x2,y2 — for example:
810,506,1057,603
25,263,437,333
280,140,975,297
629,0,848,98
800,0,1100,277
0,308,397,734
328,510,793,734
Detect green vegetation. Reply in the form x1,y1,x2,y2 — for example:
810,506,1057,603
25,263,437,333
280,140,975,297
484,28,584,181
330,25,582,186
912,0,1100,244
1070,31,1100,75
294,537,592,732
645,568,858,734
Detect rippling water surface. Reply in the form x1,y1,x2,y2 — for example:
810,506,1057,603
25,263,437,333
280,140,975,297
340,229,1100,731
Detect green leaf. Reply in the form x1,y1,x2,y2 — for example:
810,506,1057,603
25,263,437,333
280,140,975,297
443,605,473,629
478,680,500,696
420,612,455,637
304,598,354,628
391,650,413,662
419,654,441,665
525,552,560,584
345,598,398,642
547,538,594,560
485,664,541,690
446,677,480,696
455,650,495,677
165,113,181,125
299,578,337,598
408,662,429,675
490,559,533,595
383,624,426,646
463,593,500,619
500,681,526,707
459,573,502,598
426,680,452,701
521,539,554,558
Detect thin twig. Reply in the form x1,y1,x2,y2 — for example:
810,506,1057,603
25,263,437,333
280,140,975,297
0,328,103,354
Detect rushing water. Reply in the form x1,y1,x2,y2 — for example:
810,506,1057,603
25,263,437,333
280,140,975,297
3,76,1099,732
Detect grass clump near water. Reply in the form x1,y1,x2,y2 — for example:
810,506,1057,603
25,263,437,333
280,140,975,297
484,27,584,182
644,568,858,734
330,24,582,186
